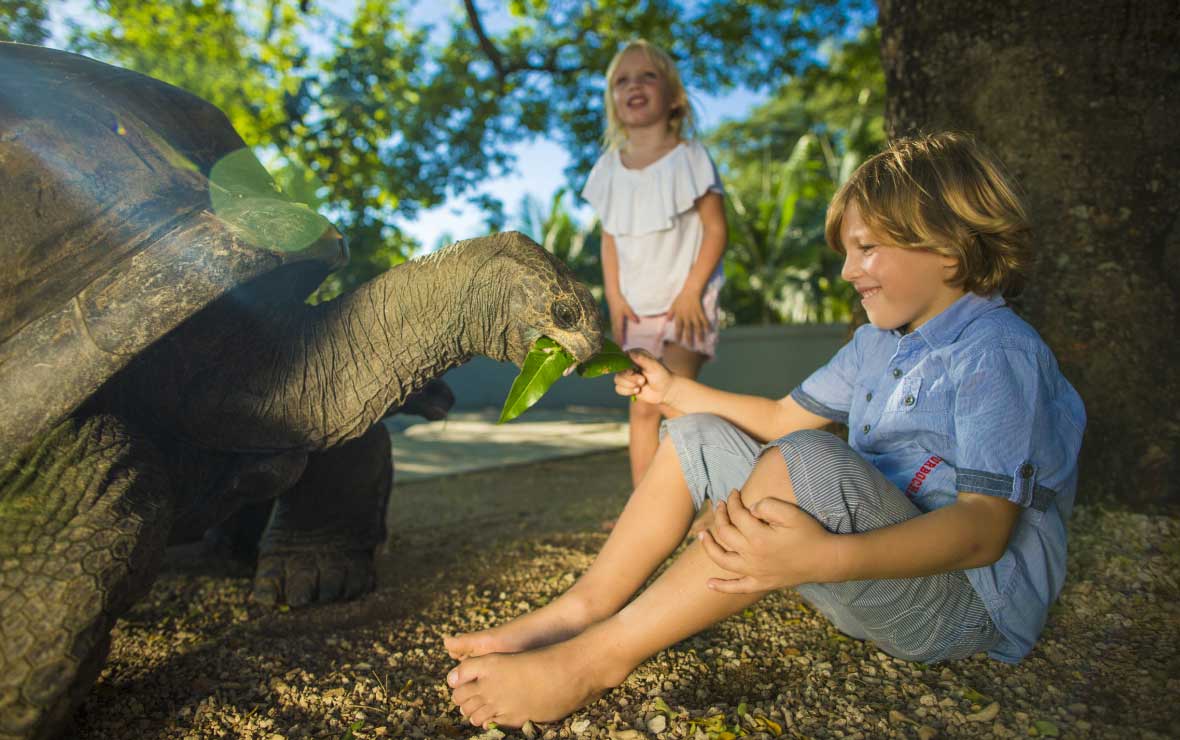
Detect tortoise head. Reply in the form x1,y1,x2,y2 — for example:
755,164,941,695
449,232,602,367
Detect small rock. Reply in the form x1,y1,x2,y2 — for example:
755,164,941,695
571,718,591,735
918,726,938,740
888,709,912,725
522,720,538,739
610,731,644,740
920,694,938,707
646,714,667,733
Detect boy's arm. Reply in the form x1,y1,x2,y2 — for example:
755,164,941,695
661,377,829,443
701,489,1021,592
617,352,830,443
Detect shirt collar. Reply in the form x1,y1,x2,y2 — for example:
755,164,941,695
906,292,1006,349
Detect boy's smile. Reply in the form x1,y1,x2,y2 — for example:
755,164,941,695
840,202,966,332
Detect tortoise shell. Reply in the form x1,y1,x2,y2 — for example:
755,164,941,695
0,42,346,459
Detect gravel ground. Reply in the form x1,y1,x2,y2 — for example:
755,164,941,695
71,449,1179,740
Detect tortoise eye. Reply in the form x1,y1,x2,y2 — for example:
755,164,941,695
552,300,578,330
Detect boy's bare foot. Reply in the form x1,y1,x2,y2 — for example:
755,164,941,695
447,634,628,728
443,595,596,660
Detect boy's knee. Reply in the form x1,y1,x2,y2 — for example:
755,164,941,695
660,413,731,445
767,429,878,516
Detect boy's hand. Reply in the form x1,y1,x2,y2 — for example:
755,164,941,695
614,350,675,405
698,489,839,592
668,287,706,347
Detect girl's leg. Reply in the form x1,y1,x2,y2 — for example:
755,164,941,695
623,342,707,505
444,436,699,659
448,448,794,728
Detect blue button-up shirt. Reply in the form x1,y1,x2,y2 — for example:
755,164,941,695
790,292,1085,663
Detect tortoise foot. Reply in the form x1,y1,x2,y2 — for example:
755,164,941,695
251,548,373,607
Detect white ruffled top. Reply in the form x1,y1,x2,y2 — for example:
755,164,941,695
581,140,724,315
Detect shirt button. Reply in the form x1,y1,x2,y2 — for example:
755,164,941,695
904,395,915,406
862,424,871,434
865,392,873,402
1019,463,1035,479
892,368,902,379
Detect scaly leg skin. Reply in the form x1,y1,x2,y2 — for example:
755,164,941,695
0,415,172,740
252,423,392,607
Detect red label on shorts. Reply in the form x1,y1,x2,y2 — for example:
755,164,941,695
905,455,944,497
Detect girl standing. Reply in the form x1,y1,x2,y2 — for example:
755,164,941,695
581,40,728,487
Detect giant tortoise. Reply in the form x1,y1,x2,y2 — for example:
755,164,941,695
0,42,601,739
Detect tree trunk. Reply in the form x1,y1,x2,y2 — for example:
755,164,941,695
876,0,1179,508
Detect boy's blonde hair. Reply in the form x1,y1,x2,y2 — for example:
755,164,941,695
602,40,694,150
825,132,1032,297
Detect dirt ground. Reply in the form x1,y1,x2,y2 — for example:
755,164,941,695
70,449,1179,739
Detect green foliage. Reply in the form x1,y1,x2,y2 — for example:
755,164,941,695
499,337,575,424
575,338,632,379
0,0,49,43
710,26,885,324
499,337,630,423
53,0,866,303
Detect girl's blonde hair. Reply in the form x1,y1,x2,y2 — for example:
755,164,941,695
602,40,694,150
825,132,1033,297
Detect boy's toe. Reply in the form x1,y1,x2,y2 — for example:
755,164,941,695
452,680,482,704
447,661,481,687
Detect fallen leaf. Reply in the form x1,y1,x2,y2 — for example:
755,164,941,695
965,702,1000,722
1033,719,1060,736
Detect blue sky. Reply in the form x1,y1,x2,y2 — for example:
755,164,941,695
47,0,768,250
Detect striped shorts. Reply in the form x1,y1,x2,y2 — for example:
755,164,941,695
661,413,999,663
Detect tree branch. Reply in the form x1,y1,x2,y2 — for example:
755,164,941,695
463,0,507,85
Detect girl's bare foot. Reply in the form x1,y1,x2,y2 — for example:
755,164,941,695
443,593,597,660
447,632,629,728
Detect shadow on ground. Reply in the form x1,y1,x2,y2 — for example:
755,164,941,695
72,449,1178,739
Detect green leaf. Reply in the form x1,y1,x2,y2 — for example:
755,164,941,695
576,338,633,378
1032,720,1059,737
498,337,576,423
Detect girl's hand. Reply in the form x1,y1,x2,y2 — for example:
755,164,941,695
698,489,840,592
614,350,675,406
606,294,640,346
668,287,707,347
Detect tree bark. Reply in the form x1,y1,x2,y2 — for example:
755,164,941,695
877,0,1179,508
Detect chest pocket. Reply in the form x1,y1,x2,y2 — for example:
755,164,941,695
886,376,923,412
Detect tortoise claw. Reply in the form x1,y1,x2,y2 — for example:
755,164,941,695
250,550,374,608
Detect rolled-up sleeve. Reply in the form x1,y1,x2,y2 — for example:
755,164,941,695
789,326,865,424
952,348,1054,509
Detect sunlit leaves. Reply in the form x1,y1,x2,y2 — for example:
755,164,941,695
498,337,576,424
709,26,884,324
575,338,632,378
498,337,632,423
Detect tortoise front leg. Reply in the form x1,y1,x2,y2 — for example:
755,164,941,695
252,423,391,607
0,415,171,740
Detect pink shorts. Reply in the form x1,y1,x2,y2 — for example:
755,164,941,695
621,279,722,359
